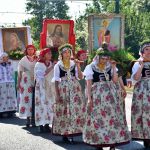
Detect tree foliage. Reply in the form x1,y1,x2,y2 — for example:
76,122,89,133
23,0,70,48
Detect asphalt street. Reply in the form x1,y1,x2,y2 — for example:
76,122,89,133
0,93,149,150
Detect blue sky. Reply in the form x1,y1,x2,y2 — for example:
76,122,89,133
0,0,91,27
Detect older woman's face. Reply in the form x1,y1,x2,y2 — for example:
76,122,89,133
3,56,9,62
79,53,87,61
27,47,35,56
62,49,71,60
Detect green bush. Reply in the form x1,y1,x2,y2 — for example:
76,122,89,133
110,49,135,76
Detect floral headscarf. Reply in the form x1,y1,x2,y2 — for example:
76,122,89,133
38,48,51,63
58,43,73,60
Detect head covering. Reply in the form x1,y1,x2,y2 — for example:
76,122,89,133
0,52,8,58
76,50,86,58
93,48,111,65
139,41,150,55
25,45,36,56
58,43,73,60
38,48,51,62
58,43,73,54
0,52,9,63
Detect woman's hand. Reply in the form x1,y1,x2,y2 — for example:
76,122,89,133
134,60,144,81
74,59,83,79
127,79,132,88
110,60,117,69
122,89,127,98
139,60,144,68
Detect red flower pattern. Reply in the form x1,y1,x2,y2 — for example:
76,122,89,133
136,117,142,124
104,135,110,143
109,118,114,126
120,130,125,137
24,77,27,83
101,110,106,118
28,87,32,93
76,118,81,124
20,107,25,113
24,96,29,103
20,87,24,94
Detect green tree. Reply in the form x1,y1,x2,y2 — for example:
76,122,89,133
131,0,150,13
23,0,70,48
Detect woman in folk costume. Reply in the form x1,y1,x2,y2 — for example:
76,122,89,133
76,50,88,104
52,43,85,143
0,52,17,117
34,48,54,133
131,41,150,148
17,45,37,127
83,50,130,150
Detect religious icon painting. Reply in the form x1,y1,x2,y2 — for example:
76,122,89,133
88,14,125,52
40,19,75,49
1,27,28,52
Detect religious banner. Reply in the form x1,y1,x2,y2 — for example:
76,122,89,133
0,26,32,60
40,19,75,49
88,14,124,52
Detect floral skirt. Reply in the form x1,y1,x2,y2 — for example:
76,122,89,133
19,74,33,118
0,82,17,113
83,81,130,147
114,81,126,116
52,78,85,136
35,81,54,126
131,78,150,140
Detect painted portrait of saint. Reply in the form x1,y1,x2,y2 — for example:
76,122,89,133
46,24,69,48
2,28,27,52
88,14,124,52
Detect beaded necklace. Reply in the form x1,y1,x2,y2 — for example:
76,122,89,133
98,63,105,71
63,59,70,70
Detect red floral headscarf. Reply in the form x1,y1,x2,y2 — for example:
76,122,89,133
38,48,51,63
76,50,86,59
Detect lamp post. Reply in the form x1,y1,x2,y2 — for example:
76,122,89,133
115,0,120,14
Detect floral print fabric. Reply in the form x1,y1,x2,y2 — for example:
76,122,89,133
34,62,54,126
131,78,150,140
0,63,14,83
83,81,130,146
18,56,36,119
0,83,17,112
52,78,85,136
19,71,34,118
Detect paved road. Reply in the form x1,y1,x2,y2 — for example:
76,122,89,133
0,93,149,150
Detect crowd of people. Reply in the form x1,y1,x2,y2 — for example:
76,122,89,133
0,41,150,150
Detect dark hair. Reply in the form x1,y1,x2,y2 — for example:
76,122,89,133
140,40,150,54
104,30,110,36
51,25,63,37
